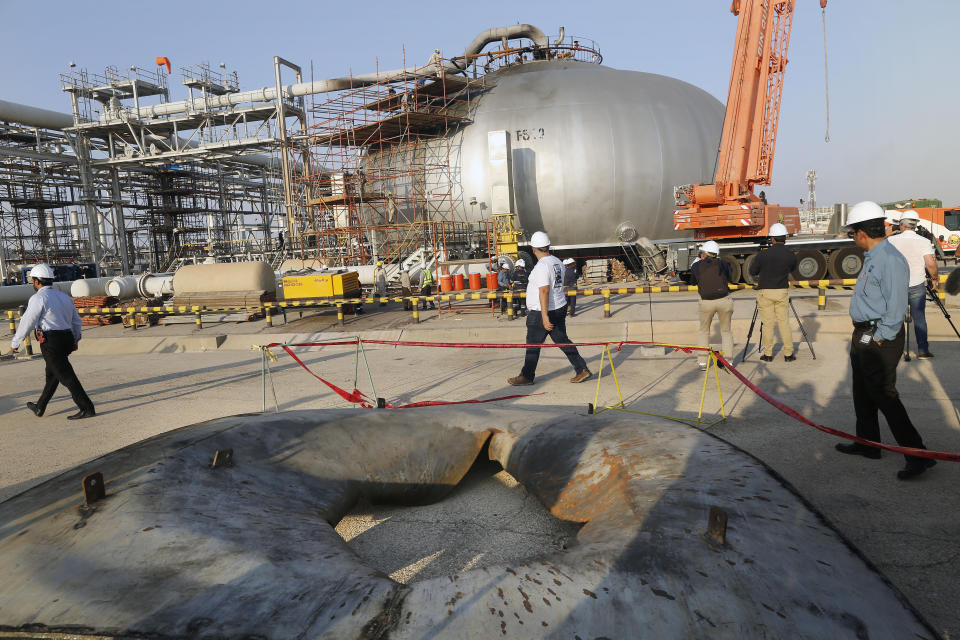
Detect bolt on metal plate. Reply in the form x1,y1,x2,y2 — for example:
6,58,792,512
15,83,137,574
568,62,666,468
706,506,728,545
210,449,234,468
82,472,105,506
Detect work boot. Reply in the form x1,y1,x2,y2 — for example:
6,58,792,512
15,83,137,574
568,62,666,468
759,355,774,362
67,409,96,420
835,441,882,459
26,401,43,417
784,354,796,362
917,352,934,359
897,458,937,480
570,369,592,383
507,375,533,386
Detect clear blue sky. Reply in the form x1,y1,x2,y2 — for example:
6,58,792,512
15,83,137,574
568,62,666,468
2,0,958,207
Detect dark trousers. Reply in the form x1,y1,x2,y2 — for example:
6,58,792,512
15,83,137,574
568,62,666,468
907,284,929,353
850,326,925,462
402,286,412,310
498,286,509,313
420,284,435,309
566,293,577,315
521,306,587,381
37,330,94,413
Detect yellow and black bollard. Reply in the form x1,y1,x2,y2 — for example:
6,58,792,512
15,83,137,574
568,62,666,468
194,307,203,330
506,292,514,320
411,297,420,324
602,288,611,318
6,310,15,335
265,305,273,328
818,285,826,311
337,303,344,326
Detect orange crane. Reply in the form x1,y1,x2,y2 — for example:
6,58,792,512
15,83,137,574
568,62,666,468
673,0,826,241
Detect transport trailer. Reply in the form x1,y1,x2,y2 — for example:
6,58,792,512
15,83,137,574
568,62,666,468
664,235,863,284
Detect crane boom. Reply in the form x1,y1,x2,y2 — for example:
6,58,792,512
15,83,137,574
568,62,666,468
673,0,823,240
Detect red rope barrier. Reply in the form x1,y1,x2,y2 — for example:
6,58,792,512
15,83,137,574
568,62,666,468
265,338,958,461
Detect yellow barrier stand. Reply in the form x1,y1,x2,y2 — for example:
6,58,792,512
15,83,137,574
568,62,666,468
589,343,725,428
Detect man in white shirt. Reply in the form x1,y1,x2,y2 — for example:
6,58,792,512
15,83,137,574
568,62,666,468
9,264,95,419
888,210,938,358
507,232,591,385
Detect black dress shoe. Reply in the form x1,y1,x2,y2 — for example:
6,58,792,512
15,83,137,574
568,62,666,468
835,441,882,459
759,355,774,362
897,458,936,480
67,409,96,420
784,355,797,362
26,402,43,417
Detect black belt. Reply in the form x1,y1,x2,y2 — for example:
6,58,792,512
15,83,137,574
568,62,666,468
852,320,879,330
42,329,73,334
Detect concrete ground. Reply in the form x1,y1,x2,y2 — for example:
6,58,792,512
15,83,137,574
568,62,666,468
1,288,958,638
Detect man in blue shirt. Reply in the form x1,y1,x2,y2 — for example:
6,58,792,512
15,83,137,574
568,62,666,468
836,202,932,479
9,264,95,420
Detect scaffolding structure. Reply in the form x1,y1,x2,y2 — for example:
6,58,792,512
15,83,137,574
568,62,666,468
0,61,292,283
0,31,603,284
293,54,490,273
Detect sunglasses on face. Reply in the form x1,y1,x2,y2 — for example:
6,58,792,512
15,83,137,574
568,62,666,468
846,228,858,239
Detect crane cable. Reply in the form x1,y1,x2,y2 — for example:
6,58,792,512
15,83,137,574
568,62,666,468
821,4,831,143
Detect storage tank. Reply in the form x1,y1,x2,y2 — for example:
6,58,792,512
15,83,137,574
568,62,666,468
369,59,723,248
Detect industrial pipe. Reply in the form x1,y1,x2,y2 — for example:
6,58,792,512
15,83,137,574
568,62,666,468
0,280,74,309
105,273,174,300
127,24,549,120
70,277,114,298
138,273,174,298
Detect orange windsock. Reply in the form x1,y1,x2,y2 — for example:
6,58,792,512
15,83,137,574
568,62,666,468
155,56,171,74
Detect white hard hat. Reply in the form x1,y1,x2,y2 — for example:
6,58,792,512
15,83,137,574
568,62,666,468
515,259,526,267
846,201,886,227
529,231,550,248
28,264,55,280
500,263,510,269
563,257,575,265
769,223,788,236
899,210,920,222
701,240,720,255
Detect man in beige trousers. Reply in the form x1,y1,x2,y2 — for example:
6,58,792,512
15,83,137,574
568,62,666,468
748,223,797,362
691,241,735,370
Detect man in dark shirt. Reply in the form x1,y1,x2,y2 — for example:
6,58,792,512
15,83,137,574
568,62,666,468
749,223,797,362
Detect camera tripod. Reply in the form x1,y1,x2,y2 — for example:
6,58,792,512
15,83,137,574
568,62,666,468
742,297,816,361
927,282,960,339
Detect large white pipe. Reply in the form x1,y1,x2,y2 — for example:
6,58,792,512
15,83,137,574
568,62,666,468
71,277,114,298
105,273,174,300
139,273,174,298
0,281,75,309
104,276,138,300
0,99,74,130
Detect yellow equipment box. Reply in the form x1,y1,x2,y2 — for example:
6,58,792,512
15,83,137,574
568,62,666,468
282,271,361,300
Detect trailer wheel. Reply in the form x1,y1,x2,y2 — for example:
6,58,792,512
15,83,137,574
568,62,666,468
720,255,742,283
827,247,865,279
791,249,827,281
741,254,759,285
